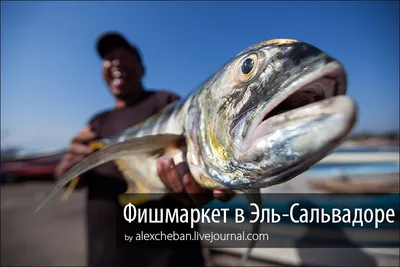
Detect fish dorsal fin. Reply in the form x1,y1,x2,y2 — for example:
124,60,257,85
35,134,182,212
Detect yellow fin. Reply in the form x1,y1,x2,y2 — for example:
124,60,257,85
36,134,182,212
118,194,151,206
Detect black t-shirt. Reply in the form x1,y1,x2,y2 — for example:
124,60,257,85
83,90,205,267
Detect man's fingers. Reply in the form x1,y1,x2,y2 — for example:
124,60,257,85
213,189,235,202
174,161,213,206
54,125,96,180
175,162,190,180
78,125,93,135
164,159,185,193
63,153,84,165
157,159,191,205
72,132,96,143
72,126,97,143
157,158,231,207
55,153,85,178
67,143,93,155
182,173,213,206
157,159,184,193
68,154,85,166
182,173,204,194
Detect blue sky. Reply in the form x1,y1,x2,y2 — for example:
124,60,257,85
1,1,399,151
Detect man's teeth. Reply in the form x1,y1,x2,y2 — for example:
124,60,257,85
113,78,122,86
112,70,122,78
111,70,126,86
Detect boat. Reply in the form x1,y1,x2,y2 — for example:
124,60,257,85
0,147,66,182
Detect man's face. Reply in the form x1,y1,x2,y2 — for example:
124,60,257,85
102,46,144,99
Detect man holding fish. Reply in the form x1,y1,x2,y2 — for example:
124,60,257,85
45,30,357,267
54,32,233,267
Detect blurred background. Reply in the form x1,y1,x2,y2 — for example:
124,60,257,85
1,1,399,267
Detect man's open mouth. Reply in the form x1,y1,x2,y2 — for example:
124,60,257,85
246,60,347,144
110,67,128,86
112,70,123,78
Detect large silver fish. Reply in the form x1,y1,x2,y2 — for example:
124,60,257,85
36,39,357,262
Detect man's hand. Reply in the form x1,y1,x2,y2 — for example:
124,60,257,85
156,158,235,207
54,126,97,179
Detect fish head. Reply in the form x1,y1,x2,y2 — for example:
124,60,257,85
195,39,357,190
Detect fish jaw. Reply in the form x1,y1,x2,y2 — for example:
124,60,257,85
231,95,357,189
235,60,347,152
232,59,347,153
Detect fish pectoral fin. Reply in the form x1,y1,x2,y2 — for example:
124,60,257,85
113,158,168,206
35,134,183,212
61,141,109,202
113,158,151,193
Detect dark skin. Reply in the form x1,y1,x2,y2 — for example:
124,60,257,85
55,45,234,205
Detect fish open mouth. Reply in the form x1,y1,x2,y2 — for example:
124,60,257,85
246,60,347,145
263,76,341,120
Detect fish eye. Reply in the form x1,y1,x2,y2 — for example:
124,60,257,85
242,58,254,74
237,53,259,82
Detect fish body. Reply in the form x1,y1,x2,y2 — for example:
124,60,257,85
36,39,357,262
